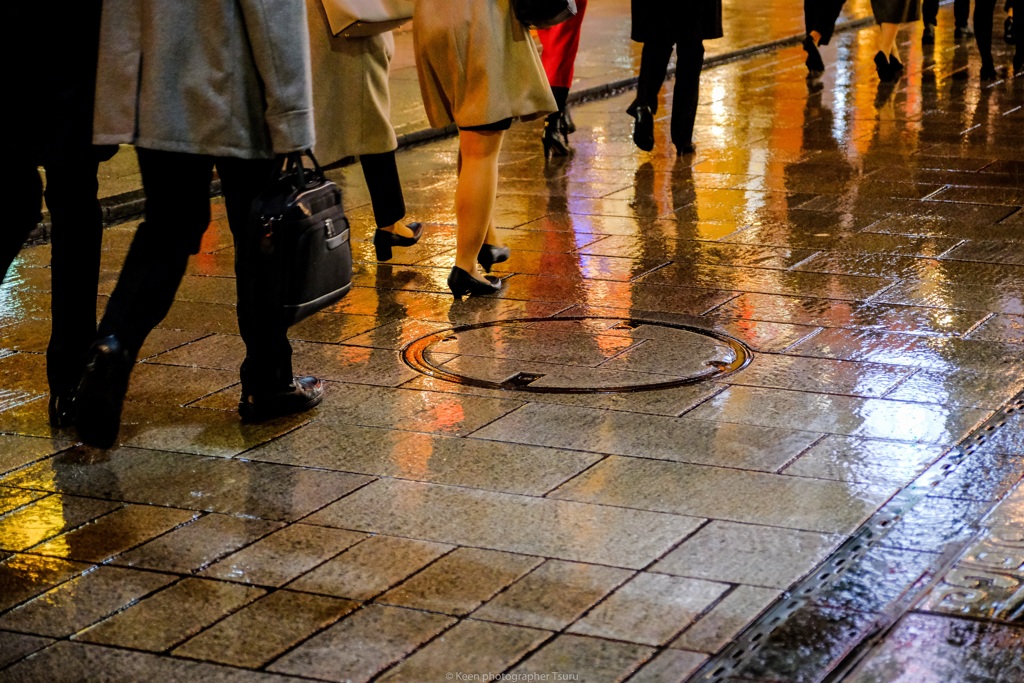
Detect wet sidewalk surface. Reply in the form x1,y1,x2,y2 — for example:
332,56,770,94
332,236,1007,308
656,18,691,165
3,2,1024,682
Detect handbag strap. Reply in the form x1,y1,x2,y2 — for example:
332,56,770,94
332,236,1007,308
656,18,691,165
281,150,326,189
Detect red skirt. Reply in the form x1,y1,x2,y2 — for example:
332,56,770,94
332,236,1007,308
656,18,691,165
536,0,589,89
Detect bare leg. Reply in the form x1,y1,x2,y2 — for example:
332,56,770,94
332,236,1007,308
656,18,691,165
878,22,900,55
454,128,504,282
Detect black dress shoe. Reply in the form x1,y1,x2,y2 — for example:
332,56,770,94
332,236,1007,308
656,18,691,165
373,222,424,261
74,335,133,449
447,266,500,299
803,35,825,72
631,105,655,152
48,389,75,429
477,243,511,272
238,376,323,422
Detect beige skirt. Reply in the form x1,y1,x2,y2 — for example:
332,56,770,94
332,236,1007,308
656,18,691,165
413,0,556,128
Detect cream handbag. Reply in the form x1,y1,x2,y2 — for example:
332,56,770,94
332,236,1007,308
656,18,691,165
320,0,414,37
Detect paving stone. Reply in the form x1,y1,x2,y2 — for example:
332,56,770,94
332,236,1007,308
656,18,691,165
0,435,72,477
379,619,550,683
783,436,947,489
510,634,654,682
245,422,599,496
473,560,634,631
0,641,297,682
627,648,709,683
686,385,991,445
201,524,366,587
0,495,121,552
0,487,47,516
0,554,92,613
472,403,821,472
552,456,886,535
268,605,456,682
173,590,357,668
0,565,175,637
28,504,197,563
653,521,842,589
287,535,452,601
568,572,729,646
306,479,702,569
115,513,284,574
1,447,371,522
378,547,542,616
0,630,53,668
670,585,782,654
76,578,264,651
726,353,914,398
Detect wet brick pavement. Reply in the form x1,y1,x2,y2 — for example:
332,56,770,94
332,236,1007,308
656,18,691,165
2,1,1023,681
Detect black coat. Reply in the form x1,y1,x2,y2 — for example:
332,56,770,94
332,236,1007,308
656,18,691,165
631,0,724,43
14,1,107,164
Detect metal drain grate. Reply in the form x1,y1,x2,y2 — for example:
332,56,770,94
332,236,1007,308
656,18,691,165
689,391,1024,683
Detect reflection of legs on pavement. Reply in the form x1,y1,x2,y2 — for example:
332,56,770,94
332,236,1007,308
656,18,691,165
922,0,939,42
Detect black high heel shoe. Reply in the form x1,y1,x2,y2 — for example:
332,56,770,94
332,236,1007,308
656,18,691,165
373,222,424,261
477,243,510,272
874,51,896,82
447,266,501,299
889,54,904,73
560,106,576,135
542,118,569,158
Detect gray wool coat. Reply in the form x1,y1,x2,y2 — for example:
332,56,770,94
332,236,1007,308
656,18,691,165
93,0,315,159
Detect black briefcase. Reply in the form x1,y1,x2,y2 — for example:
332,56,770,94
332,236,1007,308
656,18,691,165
249,151,352,327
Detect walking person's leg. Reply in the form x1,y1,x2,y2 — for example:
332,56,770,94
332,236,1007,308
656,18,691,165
361,150,424,261
975,0,999,76
216,156,324,419
76,148,213,447
43,153,103,425
448,128,504,297
671,31,705,155
628,39,674,151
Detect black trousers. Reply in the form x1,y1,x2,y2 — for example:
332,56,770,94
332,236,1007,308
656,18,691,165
9,154,103,395
360,151,406,229
804,0,848,44
98,149,292,394
632,29,705,148
923,0,972,25
974,0,1000,64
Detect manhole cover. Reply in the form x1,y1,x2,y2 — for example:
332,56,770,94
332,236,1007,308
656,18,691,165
402,317,752,394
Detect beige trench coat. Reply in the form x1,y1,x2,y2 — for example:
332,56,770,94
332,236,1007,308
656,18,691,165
93,0,314,158
413,0,555,128
306,0,398,165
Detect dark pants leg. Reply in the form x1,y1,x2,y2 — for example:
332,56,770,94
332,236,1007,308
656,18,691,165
956,0,973,26
805,0,848,44
975,0,998,64
45,154,103,394
5,161,44,281
922,0,940,24
217,156,292,394
359,151,406,229
671,34,705,149
633,40,675,115
100,149,289,393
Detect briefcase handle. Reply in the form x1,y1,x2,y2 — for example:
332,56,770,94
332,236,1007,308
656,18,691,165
280,150,326,190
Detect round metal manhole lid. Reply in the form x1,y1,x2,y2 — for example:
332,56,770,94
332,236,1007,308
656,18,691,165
401,317,752,394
